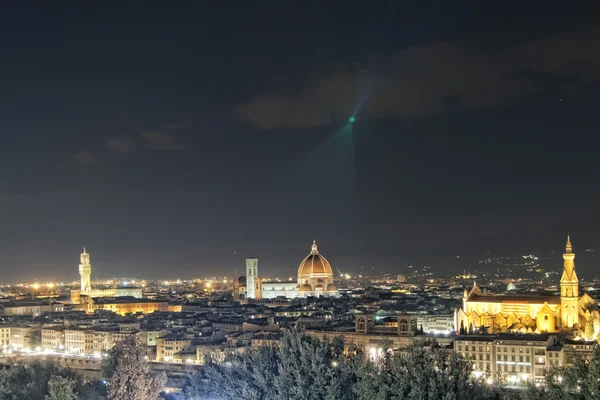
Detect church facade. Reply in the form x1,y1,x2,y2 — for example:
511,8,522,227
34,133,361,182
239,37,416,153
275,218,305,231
455,236,598,338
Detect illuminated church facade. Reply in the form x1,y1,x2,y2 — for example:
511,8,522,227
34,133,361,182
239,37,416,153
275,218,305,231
235,241,339,300
455,236,598,338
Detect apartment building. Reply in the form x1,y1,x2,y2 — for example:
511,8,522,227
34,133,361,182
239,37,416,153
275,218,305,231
453,334,596,385
41,327,65,351
9,326,33,350
155,335,193,362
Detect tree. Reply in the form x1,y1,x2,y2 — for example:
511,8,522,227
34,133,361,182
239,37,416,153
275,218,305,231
355,340,503,400
46,376,78,400
185,327,359,400
0,360,102,400
27,329,42,349
103,336,166,400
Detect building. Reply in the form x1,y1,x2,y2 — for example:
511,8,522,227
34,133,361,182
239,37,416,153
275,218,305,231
455,236,597,336
78,296,169,316
251,332,283,347
42,327,65,352
65,329,93,355
246,258,259,300
0,326,11,347
9,326,33,350
453,334,597,385
416,314,455,335
242,241,339,299
71,248,143,304
0,299,63,316
308,313,455,359
156,335,193,362
79,247,92,292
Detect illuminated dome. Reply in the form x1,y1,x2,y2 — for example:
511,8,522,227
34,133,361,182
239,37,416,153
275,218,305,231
298,241,333,278
296,241,337,297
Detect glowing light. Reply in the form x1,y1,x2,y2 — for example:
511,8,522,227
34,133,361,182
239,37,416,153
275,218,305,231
32,283,40,290
348,116,356,124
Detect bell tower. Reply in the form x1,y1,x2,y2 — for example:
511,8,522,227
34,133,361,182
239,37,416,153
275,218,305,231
79,247,92,292
245,258,259,299
560,235,579,328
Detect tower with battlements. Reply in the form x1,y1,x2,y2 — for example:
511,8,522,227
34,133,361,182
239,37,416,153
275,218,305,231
79,247,91,292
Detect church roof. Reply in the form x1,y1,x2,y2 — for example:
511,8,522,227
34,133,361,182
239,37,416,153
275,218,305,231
468,294,560,304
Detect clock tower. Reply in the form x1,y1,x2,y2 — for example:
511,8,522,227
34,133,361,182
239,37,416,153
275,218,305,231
79,247,92,292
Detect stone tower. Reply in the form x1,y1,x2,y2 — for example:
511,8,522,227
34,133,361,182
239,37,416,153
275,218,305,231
560,235,579,328
246,258,259,299
79,247,92,292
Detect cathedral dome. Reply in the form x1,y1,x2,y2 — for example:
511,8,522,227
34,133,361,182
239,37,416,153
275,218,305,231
298,241,333,279
299,284,312,292
326,283,337,291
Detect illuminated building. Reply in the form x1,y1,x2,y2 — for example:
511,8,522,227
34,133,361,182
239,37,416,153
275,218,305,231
0,299,63,316
296,241,338,297
308,314,451,357
455,236,597,335
245,258,259,299
156,335,193,362
242,241,339,299
62,325,144,356
78,296,169,316
42,327,65,352
454,335,597,385
71,248,143,304
9,326,33,350
79,247,92,291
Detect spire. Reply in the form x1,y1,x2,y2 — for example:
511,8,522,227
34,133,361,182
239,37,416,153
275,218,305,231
83,246,87,254
311,240,318,254
566,234,572,253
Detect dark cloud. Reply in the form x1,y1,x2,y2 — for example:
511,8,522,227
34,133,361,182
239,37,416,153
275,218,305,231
69,151,97,165
237,27,600,129
106,134,137,153
140,130,184,151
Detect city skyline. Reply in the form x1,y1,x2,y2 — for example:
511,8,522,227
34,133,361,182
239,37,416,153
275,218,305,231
1,3,600,280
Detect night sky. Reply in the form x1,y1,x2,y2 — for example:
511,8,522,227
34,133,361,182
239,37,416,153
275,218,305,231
2,2,600,281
